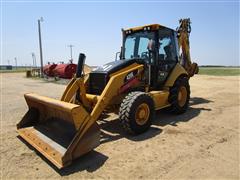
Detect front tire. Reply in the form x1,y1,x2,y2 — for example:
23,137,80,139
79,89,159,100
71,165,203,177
119,92,154,134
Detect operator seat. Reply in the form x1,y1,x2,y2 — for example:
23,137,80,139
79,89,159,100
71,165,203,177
164,45,173,61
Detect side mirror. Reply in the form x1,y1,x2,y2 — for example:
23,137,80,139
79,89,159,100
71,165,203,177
147,39,156,64
147,39,156,52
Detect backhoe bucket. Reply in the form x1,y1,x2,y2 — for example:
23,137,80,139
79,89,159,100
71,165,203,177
17,93,100,169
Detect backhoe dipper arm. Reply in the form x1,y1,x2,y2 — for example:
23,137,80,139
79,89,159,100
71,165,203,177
177,18,198,77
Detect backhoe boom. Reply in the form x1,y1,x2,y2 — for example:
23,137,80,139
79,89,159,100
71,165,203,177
177,18,198,77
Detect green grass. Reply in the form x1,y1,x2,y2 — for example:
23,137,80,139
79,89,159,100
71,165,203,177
199,67,240,76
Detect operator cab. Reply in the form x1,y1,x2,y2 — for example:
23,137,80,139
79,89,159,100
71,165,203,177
89,24,179,95
121,24,179,88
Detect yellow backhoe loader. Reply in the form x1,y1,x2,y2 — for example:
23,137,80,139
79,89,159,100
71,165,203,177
17,18,198,168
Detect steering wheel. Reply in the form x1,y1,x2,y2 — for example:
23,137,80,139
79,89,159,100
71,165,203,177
141,51,149,59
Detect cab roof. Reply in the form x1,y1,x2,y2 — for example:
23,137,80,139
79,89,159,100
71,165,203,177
124,24,175,33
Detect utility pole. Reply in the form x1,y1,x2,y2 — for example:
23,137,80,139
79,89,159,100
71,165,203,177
31,53,37,67
7,60,10,65
68,44,74,62
38,17,44,77
14,57,17,69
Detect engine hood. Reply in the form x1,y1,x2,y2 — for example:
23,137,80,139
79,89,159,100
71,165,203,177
92,59,137,75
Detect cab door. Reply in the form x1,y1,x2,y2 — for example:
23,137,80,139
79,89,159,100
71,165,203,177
155,29,178,87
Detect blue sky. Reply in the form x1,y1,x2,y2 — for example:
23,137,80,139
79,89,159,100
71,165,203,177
1,1,239,66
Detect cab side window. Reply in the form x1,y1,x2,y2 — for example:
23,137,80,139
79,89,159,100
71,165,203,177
158,30,177,62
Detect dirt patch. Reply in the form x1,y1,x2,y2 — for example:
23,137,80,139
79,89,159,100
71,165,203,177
1,73,239,179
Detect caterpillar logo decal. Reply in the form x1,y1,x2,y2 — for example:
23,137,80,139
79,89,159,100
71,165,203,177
124,70,138,82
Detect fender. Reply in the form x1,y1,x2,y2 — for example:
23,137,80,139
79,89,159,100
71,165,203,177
164,63,188,87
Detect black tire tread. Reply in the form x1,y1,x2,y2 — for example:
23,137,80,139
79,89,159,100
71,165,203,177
119,91,154,134
168,76,190,114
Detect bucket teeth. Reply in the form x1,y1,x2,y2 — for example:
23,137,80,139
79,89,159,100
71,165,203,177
18,127,66,168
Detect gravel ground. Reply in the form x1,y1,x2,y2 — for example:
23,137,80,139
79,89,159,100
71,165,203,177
1,73,239,179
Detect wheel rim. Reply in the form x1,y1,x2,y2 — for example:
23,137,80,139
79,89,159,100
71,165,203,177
135,103,150,126
178,86,187,107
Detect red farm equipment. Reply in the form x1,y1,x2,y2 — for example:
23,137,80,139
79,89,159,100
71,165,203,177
53,62,77,79
43,63,57,77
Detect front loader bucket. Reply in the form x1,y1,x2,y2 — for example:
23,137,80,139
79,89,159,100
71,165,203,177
17,93,100,169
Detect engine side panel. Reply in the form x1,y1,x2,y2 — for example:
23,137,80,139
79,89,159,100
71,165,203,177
89,59,140,95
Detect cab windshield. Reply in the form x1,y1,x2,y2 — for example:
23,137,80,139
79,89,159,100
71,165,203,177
123,31,155,59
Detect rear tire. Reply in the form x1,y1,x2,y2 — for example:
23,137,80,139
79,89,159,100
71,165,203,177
119,92,154,134
168,77,190,114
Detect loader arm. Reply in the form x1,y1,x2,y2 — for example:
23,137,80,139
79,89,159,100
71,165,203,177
177,18,198,77
64,63,144,161
61,76,91,109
